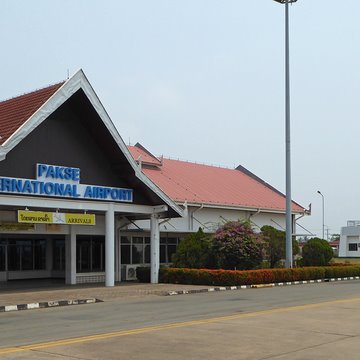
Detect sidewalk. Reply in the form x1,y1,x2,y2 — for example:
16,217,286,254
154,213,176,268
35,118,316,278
0,280,214,308
3,276,357,311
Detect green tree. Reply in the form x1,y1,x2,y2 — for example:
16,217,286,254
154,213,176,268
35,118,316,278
261,225,300,268
172,228,212,268
302,237,333,266
212,221,263,270
330,234,340,242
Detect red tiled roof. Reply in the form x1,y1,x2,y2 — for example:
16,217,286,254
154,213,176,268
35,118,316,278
0,82,64,145
0,78,304,214
128,145,305,213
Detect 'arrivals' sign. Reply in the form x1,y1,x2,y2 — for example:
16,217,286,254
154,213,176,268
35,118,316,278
18,210,96,225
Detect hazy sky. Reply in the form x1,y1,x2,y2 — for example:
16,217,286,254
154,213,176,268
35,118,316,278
2,1,359,238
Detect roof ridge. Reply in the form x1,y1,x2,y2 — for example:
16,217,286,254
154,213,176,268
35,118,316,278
0,80,65,104
236,164,286,199
162,155,235,170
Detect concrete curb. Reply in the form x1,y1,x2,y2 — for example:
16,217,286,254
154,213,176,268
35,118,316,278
164,276,360,296
0,298,103,313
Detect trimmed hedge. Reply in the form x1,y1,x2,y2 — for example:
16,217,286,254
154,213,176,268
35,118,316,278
158,266,360,286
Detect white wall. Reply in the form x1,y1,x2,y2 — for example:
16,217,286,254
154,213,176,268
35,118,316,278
339,225,360,257
127,206,287,234
7,270,51,280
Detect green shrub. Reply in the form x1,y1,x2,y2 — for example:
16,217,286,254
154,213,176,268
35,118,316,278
260,260,271,269
172,228,213,268
302,238,333,266
324,265,360,278
261,225,300,268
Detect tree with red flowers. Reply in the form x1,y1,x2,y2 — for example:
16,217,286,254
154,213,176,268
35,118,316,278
212,220,264,270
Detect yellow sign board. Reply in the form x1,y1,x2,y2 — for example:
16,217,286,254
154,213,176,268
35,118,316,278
18,211,53,224
0,223,35,231
18,211,95,226
65,213,95,225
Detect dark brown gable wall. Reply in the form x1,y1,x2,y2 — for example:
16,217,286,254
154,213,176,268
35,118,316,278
0,90,163,207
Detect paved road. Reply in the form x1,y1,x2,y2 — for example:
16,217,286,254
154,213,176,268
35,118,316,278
1,281,360,359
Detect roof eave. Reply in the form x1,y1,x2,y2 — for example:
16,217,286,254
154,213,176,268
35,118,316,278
178,201,306,215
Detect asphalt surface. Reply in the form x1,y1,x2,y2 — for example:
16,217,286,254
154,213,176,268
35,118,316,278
0,281,360,359
0,280,360,349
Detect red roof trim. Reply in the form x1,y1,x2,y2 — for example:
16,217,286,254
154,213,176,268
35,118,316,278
0,82,64,145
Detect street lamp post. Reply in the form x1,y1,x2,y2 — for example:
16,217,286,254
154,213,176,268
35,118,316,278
317,190,325,240
273,0,297,268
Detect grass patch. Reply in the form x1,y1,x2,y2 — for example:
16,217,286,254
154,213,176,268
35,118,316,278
332,258,360,264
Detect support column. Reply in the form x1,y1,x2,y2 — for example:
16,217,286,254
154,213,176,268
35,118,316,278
150,214,160,284
65,226,76,285
115,225,121,282
46,237,53,273
105,203,115,287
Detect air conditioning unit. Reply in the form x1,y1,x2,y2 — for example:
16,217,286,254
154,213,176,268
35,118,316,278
125,265,139,281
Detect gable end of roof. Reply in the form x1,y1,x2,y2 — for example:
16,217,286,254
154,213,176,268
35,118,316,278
0,70,184,218
0,82,64,145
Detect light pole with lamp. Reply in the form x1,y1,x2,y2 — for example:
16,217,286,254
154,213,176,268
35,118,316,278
317,190,325,240
273,0,297,268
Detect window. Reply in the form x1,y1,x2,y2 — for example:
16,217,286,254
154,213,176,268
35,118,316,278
7,239,46,271
144,237,150,263
121,236,180,264
121,236,148,265
0,245,6,271
160,236,181,263
92,237,105,271
132,237,144,264
34,240,46,270
7,243,21,271
167,237,178,263
22,241,33,270
53,239,65,271
120,236,131,264
76,236,105,272
348,243,358,251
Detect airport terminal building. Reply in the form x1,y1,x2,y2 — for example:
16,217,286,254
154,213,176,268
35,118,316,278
0,70,308,285
0,70,183,286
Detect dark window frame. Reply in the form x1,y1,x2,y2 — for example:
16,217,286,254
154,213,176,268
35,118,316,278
348,243,358,252
76,235,105,273
3,238,46,271
120,235,181,264
53,238,65,271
